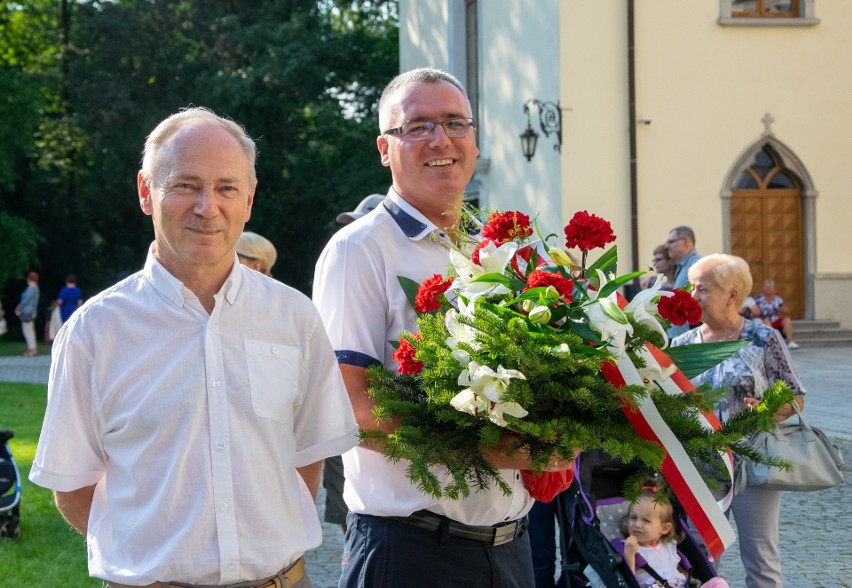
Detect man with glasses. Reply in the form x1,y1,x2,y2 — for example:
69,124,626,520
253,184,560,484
666,225,701,337
313,68,565,587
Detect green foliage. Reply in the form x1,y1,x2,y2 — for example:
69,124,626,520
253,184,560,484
365,296,795,500
0,0,398,316
0,212,42,292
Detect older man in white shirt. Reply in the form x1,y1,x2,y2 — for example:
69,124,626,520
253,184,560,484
29,107,358,588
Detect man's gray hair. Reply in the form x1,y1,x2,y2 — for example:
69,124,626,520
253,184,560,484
378,68,469,132
671,225,696,246
140,106,257,187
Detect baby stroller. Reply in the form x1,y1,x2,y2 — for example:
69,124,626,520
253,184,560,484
553,450,722,587
1,430,22,538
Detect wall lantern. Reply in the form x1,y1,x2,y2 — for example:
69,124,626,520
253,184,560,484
520,99,562,162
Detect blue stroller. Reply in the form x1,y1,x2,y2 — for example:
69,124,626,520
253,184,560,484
0,430,21,538
553,450,722,587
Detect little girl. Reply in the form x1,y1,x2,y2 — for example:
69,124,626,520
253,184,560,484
620,487,728,588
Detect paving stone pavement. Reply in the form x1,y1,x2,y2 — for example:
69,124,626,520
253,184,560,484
2,346,848,587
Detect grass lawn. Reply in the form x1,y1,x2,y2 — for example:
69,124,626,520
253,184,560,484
0,381,99,587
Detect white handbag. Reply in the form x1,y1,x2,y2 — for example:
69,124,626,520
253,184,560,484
745,402,846,492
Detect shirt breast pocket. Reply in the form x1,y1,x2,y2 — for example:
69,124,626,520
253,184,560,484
245,339,300,424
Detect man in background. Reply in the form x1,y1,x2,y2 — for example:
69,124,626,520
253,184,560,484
666,225,700,338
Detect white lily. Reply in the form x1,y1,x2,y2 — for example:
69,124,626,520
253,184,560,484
469,363,527,402
449,388,490,416
585,295,633,357
449,241,518,299
586,269,613,303
637,363,678,389
445,308,480,352
452,361,529,426
488,401,529,427
623,274,675,347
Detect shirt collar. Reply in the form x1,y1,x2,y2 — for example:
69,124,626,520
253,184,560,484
142,244,243,308
385,188,439,240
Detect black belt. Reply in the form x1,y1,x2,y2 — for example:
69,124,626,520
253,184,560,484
390,510,527,546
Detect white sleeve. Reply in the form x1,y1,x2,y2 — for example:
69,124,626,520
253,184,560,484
29,326,106,491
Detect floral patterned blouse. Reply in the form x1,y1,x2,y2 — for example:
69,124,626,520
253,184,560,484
670,319,805,423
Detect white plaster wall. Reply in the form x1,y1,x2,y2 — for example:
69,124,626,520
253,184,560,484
399,0,450,72
560,2,632,266
561,1,852,322
476,1,561,225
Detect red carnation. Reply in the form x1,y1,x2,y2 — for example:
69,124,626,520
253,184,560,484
482,211,534,243
657,290,702,326
393,334,423,375
525,269,574,301
471,239,493,265
563,211,616,251
415,274,454,313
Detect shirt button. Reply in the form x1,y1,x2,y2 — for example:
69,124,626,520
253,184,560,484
271,346,279,355
216,444,225,452
212,379,221,388
221,503,230,511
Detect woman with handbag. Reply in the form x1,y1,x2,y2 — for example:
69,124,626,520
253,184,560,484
670,254,805,588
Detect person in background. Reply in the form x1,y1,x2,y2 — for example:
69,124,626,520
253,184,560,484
236,231,278,277
671,254,804,588
15,271,40,357
322,193,386,535
641,244,675,291
313,67,571,588
0,299,7,338
335,193,385,225
55,274,83,324
666,226,700,338
753,279,799,349
29,107,358,588
738,295,761,321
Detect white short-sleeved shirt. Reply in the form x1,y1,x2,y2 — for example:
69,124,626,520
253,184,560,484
312,188,533,526
29,249,359,585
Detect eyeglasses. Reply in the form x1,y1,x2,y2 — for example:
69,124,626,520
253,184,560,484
383,118,476,141
651,256,666,263
666,237,685,246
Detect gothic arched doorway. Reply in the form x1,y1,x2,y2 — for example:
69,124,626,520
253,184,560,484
730,145,804,318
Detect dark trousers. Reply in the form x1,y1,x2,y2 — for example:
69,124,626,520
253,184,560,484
527,501,567,588
339,512,534,588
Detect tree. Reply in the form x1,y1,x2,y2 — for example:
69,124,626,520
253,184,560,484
0,0,399,313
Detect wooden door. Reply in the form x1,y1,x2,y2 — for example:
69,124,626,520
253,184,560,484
731,188,804,318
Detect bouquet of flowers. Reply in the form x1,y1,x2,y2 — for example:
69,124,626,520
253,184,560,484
362,209,793,506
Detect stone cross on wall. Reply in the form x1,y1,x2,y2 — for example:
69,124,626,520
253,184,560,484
761,112,775,136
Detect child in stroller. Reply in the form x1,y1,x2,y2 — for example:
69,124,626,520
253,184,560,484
552,450,729,588
616,485,729,588
1,429,21,538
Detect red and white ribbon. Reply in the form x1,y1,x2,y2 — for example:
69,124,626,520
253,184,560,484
601,346,735,559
